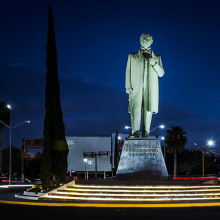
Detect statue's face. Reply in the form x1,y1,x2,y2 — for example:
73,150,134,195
140,34,153,49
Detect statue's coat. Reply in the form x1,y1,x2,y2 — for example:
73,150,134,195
125,49,164,114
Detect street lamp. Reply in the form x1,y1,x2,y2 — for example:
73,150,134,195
125,126,131,129
0,105,31,185
207,141,214,153
194,140,214,177
150,124,165,133
83,158,87,180
161,136,165,160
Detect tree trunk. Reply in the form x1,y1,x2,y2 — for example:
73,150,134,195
173,148,177,177
0,129,2,176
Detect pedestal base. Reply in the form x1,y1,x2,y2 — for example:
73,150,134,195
116,139,168,181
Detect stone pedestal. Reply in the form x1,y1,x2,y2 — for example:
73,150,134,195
116,139,168,181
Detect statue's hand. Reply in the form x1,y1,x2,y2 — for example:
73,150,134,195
149,57,157,66
126,87,133,94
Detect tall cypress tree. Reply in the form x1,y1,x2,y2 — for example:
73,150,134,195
40,5,69,190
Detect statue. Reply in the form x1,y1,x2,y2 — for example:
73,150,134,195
125,33,165,138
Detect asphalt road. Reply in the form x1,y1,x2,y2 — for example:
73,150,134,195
1,187,220,220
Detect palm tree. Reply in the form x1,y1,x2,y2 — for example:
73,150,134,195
165,126,187,177
0,100,11,176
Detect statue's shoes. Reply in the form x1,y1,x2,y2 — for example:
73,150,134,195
129,135,138,139
142,132,149,138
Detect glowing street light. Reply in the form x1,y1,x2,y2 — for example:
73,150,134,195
194,140,214,177
208,140,214,146
161,136,165,160
150,124,165,133
0,105,31,185
125,125,165,133
83,158,88,180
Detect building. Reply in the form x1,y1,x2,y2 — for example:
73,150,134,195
66,135,111,179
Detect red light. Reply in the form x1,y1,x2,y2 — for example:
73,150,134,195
173,177,220,180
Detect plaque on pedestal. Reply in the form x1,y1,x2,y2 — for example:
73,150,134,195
116,139,168,181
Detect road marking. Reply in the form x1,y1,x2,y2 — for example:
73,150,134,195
1,200,220,208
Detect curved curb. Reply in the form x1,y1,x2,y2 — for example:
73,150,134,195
1,200,220,208
15,194,39,200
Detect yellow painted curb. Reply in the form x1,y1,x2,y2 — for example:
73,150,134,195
1,200,220,208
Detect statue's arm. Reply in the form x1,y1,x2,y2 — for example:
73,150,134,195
125,54,132,94
152,56,164,77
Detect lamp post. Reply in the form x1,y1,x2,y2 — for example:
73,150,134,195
194,141,214,177
8,105,12,186
0,104,30,185
84,158,87,180
161,136,165,160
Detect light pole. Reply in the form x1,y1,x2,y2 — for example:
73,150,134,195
8,105,12,186
194,141,214,177
84,158,87,180
0,104,30,185
161,136,165,160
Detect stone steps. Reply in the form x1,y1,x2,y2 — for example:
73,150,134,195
39,183,220,201
56,189,220,195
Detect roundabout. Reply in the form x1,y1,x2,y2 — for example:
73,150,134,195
1,179,219,208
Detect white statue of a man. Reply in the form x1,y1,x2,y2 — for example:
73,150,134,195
125,33,165,138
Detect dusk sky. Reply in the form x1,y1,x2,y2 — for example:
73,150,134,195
1,0,220,155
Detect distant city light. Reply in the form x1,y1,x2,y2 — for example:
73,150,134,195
118,136,121,140
161,136,165,140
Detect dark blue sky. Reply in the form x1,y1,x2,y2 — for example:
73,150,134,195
1,0,220,155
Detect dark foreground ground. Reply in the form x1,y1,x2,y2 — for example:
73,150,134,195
1,201,220,220
1,187,220,220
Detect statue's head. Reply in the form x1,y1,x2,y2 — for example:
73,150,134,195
140,33,153,49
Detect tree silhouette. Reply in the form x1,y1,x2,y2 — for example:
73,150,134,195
165,126,187,177
40,5,68,190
